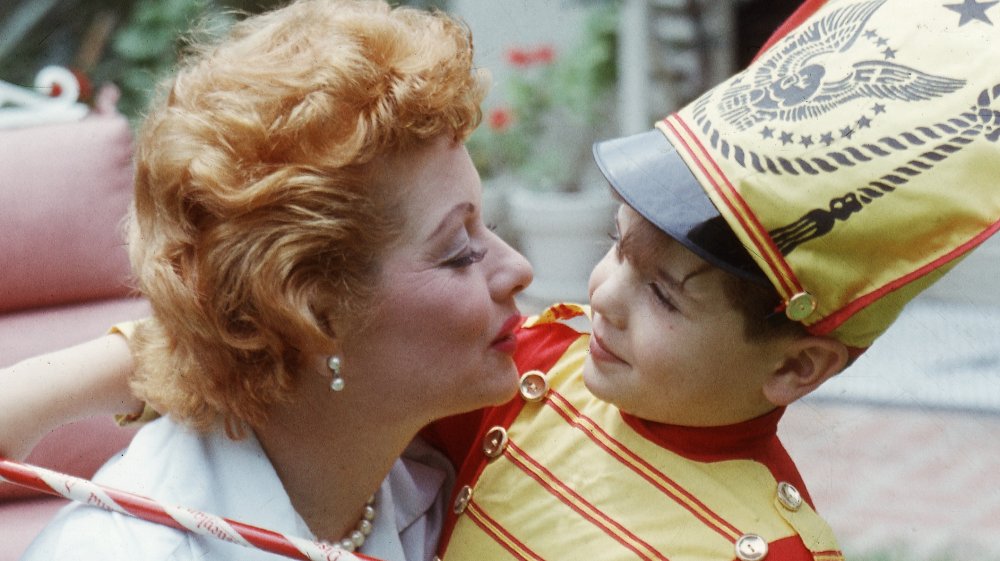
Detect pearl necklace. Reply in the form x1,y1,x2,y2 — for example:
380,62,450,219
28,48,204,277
332,494,377,552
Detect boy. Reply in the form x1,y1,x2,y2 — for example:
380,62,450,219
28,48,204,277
427,0,1000,559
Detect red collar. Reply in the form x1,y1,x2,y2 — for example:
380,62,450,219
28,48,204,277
619,405,814,506
620,407,786,463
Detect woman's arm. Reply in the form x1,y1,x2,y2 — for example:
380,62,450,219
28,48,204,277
0,334,139,460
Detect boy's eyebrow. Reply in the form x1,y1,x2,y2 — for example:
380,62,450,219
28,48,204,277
656,263,713,296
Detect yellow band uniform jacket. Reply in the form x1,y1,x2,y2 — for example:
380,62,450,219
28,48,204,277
425,304,843,561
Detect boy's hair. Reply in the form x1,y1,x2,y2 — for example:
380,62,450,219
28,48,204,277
127,0,486,436
624,210,804,341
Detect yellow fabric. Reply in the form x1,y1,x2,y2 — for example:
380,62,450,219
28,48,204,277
107,320,141,340
108,319,161,427
656,0,1000,348
442,307,842,561
113,402,160,428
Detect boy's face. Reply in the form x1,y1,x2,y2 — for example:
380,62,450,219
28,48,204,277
583,205,793,427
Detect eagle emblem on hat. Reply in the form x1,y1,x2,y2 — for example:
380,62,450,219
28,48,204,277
649,0,1000,347
670,0,1000,257
718,0,965,131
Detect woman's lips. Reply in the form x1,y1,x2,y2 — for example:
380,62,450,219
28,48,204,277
589,331,626,364
490,313,523,354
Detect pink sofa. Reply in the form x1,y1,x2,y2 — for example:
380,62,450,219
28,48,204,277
0,110,150,559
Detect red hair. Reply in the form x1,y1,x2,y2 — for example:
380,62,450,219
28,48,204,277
128,0,486,436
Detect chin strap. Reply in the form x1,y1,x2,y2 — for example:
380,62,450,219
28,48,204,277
0,457,382,561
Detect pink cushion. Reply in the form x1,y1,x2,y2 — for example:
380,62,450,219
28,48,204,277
0,113,135,313
0,496,66,561
0,296,150,367
0,417,137,503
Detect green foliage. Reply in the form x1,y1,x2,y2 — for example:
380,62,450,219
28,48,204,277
1,0,438,121
467,3,619,191
549,5,618,126
109,0,218,118
1,0,237,120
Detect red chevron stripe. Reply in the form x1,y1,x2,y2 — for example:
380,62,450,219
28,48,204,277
662,114,801,299
504,441,670,561
545,391,743,542
465,500,545,561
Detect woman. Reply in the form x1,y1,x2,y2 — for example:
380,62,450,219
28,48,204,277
9,1,532,559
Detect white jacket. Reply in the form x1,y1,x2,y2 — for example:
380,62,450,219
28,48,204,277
21,417,452,561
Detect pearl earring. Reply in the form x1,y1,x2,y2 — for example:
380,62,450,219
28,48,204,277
328,355,345,392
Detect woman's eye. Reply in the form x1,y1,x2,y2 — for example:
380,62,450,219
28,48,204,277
649,283,678,312
444,248,487,268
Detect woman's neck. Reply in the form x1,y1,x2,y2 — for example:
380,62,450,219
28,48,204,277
253,361,422,544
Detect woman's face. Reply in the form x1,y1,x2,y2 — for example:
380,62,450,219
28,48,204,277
336,136,533,426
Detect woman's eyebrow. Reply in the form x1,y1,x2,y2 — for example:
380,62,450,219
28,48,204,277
427,202,475,241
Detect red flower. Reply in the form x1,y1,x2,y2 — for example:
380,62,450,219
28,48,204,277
533,45,555,64
506,48,532,68
505,45,556,68
488,107,514,132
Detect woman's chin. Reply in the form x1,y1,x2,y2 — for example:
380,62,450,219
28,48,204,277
481,360,522,406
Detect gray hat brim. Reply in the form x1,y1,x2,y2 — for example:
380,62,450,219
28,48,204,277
592,130,769,286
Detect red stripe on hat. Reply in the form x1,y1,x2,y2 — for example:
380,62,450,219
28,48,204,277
661,114,802,298
753,0,831,62
810,218,1000,336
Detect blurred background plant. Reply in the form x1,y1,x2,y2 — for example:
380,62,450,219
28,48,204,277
0,0,448,121
465,3,618,192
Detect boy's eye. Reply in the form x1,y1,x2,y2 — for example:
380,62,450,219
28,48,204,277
444,248,487,268
607,231,622,258
649,283,679,312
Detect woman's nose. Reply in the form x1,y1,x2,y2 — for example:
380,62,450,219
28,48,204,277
490,236,533,300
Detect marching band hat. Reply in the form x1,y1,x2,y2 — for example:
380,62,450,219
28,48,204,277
594,0,1000,352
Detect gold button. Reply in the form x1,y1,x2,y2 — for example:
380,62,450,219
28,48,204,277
785,292,817,321
735,534,768,561
519,370,549,401
776,481,803,511
453,485,473,514
482,426,509,459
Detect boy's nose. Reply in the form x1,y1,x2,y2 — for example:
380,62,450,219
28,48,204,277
588,249,626,329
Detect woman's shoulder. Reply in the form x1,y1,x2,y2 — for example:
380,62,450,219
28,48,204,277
20,502,193,560
23,418,306,560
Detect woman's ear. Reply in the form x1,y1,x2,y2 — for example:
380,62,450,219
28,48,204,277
763,336,849,407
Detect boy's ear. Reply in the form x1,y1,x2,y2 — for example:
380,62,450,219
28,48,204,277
763,336,849,407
